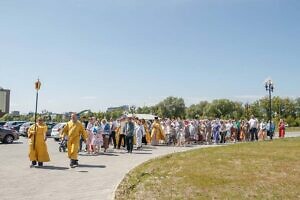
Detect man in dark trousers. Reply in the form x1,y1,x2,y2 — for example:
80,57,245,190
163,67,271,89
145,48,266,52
109,118,117,149
125,117,135,153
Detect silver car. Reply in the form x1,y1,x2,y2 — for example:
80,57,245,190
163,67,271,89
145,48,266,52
0,127,19,144
19,122,34,136
51,123,66,141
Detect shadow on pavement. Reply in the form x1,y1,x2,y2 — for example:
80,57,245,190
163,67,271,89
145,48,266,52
35,165,69,170
0,141,24,145
138,149,152,152
79,153,119,157
141,146,157,150
78,164,106,168
101,153,119,156
132,152,153,155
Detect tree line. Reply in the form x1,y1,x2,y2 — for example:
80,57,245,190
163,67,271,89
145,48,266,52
1,96,300,127
136,96,300,126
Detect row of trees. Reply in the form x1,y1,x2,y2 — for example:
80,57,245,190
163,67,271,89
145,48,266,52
136,96,300,126
1,96,300,126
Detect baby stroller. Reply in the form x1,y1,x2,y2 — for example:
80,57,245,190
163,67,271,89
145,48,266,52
59,137,68,152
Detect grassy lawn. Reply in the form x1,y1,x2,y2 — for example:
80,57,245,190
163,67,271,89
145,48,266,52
115,138,300,200
285,127,300,132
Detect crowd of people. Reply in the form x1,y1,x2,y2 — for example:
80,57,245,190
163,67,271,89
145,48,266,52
78,114,287,152
27,113,287,168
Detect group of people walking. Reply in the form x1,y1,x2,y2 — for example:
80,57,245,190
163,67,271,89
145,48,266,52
27,113,286,168
28,113,87,168
160,115,285,146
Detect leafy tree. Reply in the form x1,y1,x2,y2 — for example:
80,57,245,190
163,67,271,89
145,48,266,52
156,96,186,118
205,99,242,119
0,114,14,121
186,101,209,119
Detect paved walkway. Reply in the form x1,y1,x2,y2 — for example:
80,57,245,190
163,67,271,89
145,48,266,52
0,132,299,200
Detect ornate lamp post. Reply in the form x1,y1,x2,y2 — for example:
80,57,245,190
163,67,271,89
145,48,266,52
245,102,250,119
265,79,274,123
130,105,136,118
33,79,41,150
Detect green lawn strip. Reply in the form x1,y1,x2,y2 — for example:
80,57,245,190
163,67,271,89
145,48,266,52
115,138,300,200
285,127,300,132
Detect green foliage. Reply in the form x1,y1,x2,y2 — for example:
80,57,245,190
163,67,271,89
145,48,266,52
136,106,152,114
0,114,14,121
105,109,124,120
186,101,209,119
205,99,243,119
116,138,300,200
1,96,299,125
156,96,186,119
53,114,63,122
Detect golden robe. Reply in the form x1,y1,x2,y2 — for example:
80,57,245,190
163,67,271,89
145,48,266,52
62,120,88,160
28,123,50,162
143,123,151,144
151,121,165,144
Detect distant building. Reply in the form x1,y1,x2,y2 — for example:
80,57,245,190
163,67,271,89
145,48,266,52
107,105,129,112
0,87,10,117
11,111,20,116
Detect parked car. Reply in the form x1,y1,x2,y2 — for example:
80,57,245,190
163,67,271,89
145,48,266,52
11,123,24,132
46,122,57,136
3,121,26,130
0,121,6,128
51,123,66,141
19,122,57,137
0,127,19,144
19,122,34,136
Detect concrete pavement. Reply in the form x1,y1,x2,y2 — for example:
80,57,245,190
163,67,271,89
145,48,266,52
0,132,299,200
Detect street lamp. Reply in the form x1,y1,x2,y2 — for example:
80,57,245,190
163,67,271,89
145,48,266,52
130,105,136,118
265,79,274,123
245,102,250,119
33,78,41,150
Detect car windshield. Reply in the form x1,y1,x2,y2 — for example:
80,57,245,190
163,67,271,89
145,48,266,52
53,123,64,129
22,122,32,126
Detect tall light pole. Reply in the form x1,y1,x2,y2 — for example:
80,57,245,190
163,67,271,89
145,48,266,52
265,79,274,123
33,79,41,150
245,102,250,119
130,105,136,118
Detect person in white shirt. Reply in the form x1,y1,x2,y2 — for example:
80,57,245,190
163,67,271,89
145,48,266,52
248,115,258,141
118,117,127,149
259,120,267,141
135,119,145,150
225,120,233,142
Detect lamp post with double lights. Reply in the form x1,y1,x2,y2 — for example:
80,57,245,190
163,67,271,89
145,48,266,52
265,79,274,124
130,105,136,118
245,102,250,120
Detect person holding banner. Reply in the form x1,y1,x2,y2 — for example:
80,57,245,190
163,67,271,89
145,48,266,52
28,117,50,167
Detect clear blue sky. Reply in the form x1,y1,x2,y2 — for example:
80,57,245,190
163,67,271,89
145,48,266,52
0,0,299,113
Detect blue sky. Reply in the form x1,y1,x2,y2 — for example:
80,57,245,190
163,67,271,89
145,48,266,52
0,0,299,113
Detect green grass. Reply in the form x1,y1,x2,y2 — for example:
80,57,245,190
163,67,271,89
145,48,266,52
115,138,300,200
285,127,300,132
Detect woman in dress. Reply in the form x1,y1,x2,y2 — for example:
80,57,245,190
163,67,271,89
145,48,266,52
278,119,286,138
